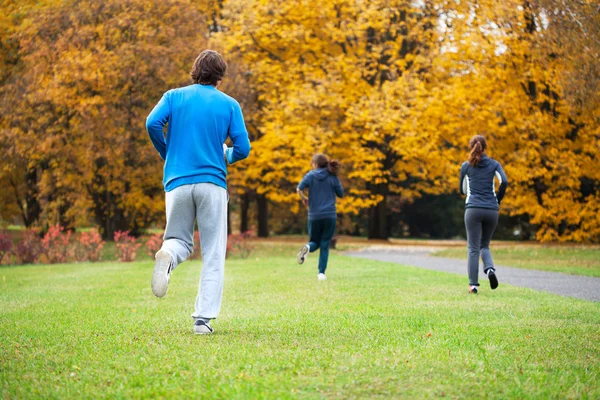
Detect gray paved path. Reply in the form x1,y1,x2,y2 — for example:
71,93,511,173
345,246,600,302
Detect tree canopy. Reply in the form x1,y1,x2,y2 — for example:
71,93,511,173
1,0,598,242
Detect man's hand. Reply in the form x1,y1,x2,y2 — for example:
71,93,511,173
223,144,234,164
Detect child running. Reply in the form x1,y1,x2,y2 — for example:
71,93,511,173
296,154,344,280
459,135,508,294
146,50,251,334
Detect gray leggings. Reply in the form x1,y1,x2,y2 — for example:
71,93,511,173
464,208,499,286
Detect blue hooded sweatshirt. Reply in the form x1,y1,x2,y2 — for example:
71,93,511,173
459,155,508,210
298,168,344,220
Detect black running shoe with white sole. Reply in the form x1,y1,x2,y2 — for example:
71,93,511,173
487,269,499,290
152,250,172,298
194,320,214,335
297,244,309,265
469,285,478,294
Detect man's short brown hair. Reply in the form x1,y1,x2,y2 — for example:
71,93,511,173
190,50,227,85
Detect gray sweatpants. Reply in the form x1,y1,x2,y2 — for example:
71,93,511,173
464,208,499,286
160,183,227,322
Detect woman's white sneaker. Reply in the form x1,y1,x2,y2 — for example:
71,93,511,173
151,250,172,298
297,244,310,264
318,273,327,281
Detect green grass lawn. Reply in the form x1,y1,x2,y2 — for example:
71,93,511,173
1,246,599,399
433,246,600,277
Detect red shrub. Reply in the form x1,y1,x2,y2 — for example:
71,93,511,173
15,230,43,264
227,231,256,259
145,233,163,258
41,225,73,264
146,231,201,260
74,229,105,262
189,231,202,260
0,230,12,264
226,238,233,258
114,230,141,262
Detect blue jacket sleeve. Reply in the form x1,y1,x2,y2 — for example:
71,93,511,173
146,92,170,160
495,162,508,204
334,176,344,198
298,173,311,190
225,101,251,164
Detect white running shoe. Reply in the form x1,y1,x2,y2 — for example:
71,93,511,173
193,320,214,335
152,250,172,298
318,273,327,281
297,244,310,264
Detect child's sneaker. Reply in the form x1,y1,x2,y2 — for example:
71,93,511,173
469,285,478,294
487,269,499,290
152,250,172,298
318,273,327,281
297,244,310,264
194,320,214,335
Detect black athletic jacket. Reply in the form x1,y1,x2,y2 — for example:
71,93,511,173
459,155,508,210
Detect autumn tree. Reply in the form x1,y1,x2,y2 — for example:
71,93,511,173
0,0,50,226
428,0,600,241
217,0,599,241
530,0,600,110
1,0,207,237
219,0,454,239
1,0,598,242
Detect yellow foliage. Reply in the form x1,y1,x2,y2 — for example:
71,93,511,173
216,0,600,241
1,0,207,234
1,0,598,241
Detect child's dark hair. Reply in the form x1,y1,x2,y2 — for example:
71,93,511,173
468,135,487,166
313,153,341,176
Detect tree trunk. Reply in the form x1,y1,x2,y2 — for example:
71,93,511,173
227,204,231,235
367,182,389,240
240,191,250,233
368,195,388,240
257,194,269,237
57,201,72,231
23,168,41,227
93,187,130,240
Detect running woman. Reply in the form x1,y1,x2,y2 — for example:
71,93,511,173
296,154,344,280
459,135,508,294
146,50,251,334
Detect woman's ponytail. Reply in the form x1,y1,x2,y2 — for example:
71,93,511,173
468,135,487,166
312,153,342,176
327,160,341,176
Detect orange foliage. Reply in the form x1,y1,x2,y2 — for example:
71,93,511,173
1,0,599,242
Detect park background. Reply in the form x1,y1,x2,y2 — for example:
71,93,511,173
1,0,599,244
1,1,599,399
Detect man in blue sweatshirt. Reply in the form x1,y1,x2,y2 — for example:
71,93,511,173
146,50,251,335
